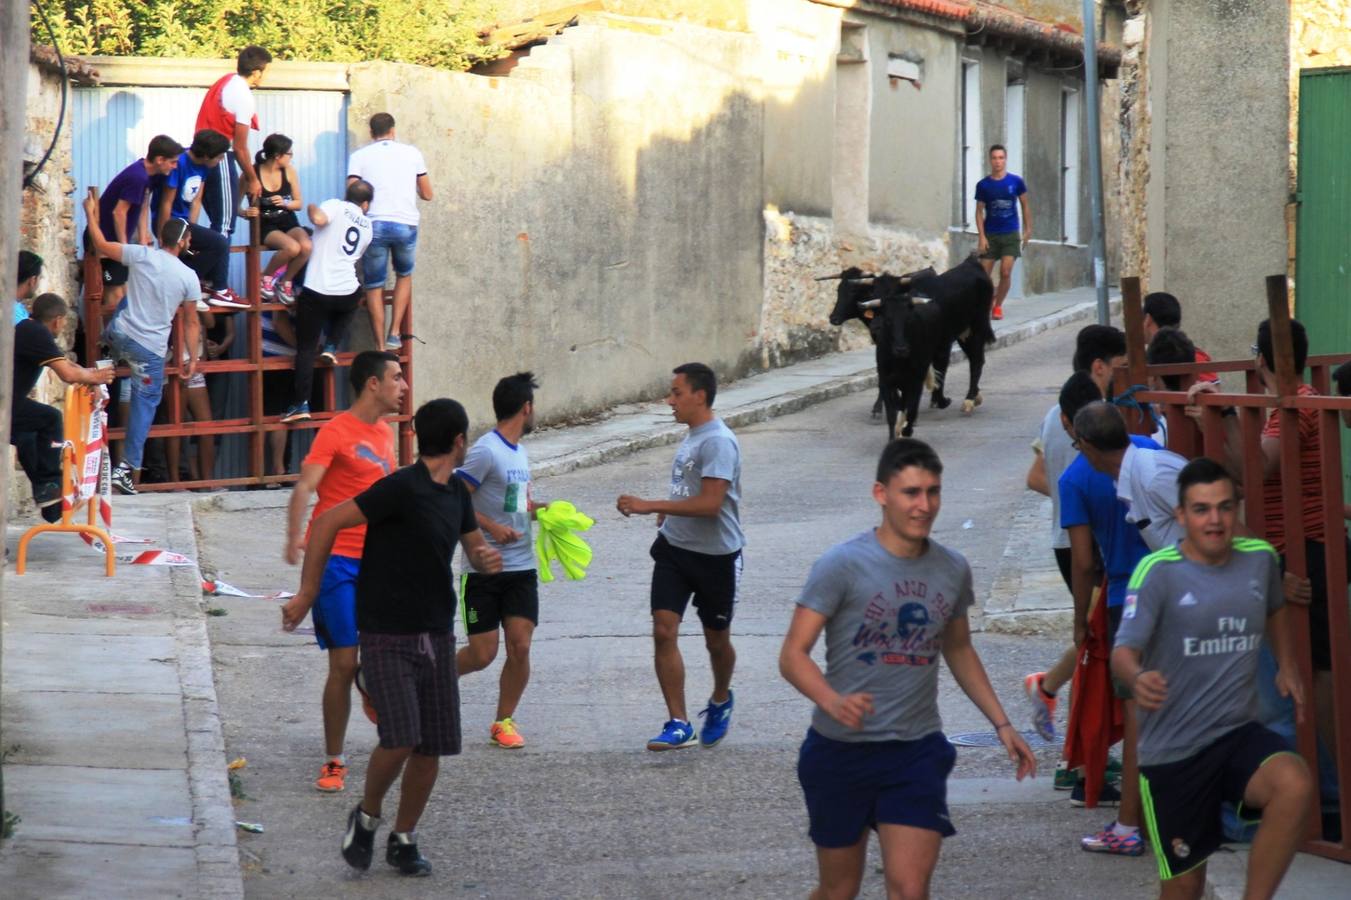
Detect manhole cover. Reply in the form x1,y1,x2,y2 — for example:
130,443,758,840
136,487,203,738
948,729,1056,749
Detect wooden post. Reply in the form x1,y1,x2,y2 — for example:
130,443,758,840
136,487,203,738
1120,276,1148,388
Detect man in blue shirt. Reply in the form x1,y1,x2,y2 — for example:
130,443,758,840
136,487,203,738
974,145,1030,320
155,130,239,308
1058,372,1158,858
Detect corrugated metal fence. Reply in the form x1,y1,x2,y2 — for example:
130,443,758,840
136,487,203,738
71,84,349,480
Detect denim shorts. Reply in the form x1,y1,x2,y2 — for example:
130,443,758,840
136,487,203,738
360,220,418,287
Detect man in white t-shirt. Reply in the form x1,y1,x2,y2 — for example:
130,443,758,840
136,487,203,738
346,113,432,351
194,45,271,239
279,180,374,424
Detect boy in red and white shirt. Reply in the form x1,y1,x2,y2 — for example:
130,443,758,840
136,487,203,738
194,45,271,239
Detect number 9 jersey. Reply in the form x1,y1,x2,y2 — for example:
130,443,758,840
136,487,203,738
305,198,374,296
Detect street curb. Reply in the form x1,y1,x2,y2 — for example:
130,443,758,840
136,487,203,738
168,498,246,900
533,296,1121,478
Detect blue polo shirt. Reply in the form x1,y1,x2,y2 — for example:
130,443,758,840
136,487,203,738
975,173,1027,234
1058,434,1159,607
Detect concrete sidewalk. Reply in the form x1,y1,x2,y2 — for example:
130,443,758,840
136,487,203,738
1,496,241,899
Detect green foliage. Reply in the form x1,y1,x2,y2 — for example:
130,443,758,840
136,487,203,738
33,1,506,71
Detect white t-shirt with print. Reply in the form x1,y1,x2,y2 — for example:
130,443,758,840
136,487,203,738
305,199,372,296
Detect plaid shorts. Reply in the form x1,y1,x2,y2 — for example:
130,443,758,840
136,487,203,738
358,631,461,756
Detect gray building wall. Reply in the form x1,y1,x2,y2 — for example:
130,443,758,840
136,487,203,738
1143,0,1289,360
347,20,766,429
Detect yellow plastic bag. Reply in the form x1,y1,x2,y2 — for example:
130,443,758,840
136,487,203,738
534,501,595,583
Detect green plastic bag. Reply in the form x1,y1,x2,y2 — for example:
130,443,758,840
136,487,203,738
534,500,595,583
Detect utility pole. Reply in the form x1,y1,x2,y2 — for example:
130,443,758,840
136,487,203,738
0,0,33,831
1081,0,1110,324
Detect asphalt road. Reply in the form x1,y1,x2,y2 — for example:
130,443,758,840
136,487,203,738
197,322,1158,898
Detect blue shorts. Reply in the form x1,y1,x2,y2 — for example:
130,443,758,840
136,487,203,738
312,555,360,649
797,728,957,848
361,221,418,287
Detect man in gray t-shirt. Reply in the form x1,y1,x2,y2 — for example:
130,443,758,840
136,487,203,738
617,363,744,752
1111,458,1311,894
454,373,543,750
780,438,1034,898
84,197,201,494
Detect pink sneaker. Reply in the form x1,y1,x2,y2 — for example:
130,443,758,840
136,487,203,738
260,274,276,299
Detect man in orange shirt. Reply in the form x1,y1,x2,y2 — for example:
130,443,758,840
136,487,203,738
281,350,405,792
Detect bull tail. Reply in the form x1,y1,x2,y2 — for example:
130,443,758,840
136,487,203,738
925,366,936,393
974,276,996,346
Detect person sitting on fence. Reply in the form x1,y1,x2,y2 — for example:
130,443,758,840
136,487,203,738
253,133,312,306
10,293,115,522
89,135,184,312
279,180,374,424
154,129,242,310
13,250,42,324
84,197,203,496
195,45,271,239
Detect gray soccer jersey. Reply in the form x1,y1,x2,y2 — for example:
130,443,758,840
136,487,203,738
797,532,975,743
1115,538,1283,766
456,429,533,572
658,418,744,555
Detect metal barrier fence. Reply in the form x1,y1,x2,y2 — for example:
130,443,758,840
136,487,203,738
81,190,415,490
1118,275,1351,862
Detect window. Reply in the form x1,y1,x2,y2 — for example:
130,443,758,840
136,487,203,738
961,60,982,229
1004,80,1025,179
1061,87,1081,243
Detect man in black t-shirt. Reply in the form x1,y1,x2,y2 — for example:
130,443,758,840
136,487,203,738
284,398,502,877
11,294,115,521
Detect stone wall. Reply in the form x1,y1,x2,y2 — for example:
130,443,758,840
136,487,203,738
9,60,80,515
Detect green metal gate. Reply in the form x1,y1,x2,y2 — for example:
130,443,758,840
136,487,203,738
1295,66,1351,497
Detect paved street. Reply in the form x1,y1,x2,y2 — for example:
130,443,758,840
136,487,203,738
195,322,1159,898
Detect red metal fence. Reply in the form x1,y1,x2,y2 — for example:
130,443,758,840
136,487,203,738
1120,275,1351,862
81,190,415,490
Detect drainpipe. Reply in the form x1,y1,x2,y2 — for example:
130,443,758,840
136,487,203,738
1081,0,1110,324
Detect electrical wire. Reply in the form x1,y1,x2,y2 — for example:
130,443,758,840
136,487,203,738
25,0,68,189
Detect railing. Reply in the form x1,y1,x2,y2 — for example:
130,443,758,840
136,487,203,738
1118,275,1351,862
81,189,415,490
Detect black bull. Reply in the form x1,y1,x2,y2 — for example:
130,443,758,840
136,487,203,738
825,256,995,439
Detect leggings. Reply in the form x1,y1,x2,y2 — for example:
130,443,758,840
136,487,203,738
293,287,360,406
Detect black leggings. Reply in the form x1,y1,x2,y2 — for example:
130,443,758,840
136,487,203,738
293,287,360,406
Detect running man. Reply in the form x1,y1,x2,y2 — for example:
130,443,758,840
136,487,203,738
284,399,502,877
280,350,404,793
455,372,544,749
1114,457,1312,900
974,144,1030,320
617,362,743,751
780,438,1035,900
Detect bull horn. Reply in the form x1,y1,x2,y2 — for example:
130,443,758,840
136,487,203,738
858,298,882,310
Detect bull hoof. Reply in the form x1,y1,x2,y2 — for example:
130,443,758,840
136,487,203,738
901,420,914,437
961,399,976,415
931,396,952,410
871,399,883,420
973,393,983,407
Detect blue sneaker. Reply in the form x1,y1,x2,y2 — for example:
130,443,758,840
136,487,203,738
646,719,697,751
698,691,734,747
279,402,311,424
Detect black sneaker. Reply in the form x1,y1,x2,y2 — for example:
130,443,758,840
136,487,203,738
1070,778,1121,808
386,833,432,877
33,481,61,506
111,462,137,495
341,805,380,870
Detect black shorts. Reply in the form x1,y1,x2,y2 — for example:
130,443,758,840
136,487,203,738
649,533,742,631
1279,537,1349,672
259,212,301,242
1139,722,1294,880
798,728,957,847
460,570,539,636
100,257,129,287
358,631,461,756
